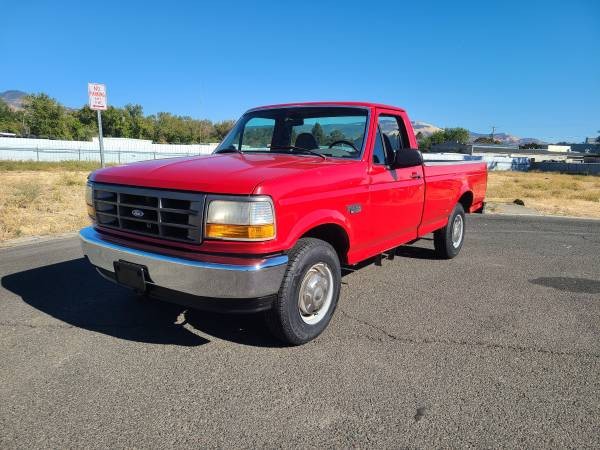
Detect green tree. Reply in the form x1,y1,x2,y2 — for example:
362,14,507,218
311,123,325,144
124,104,153,139
519,142,544,149
214,120,235,141
151,112,183,143
0,99,22,134
22,93,72,139
75,105,97,127
63,112,95,140
100,106,132,138
418,135,432,151
418,127,470,151
324,129,345,146
4,91,237,143
474,136,500,144
430,130,447,145
443,127,470,144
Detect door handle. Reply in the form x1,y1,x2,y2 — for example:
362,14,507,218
410,172,422,179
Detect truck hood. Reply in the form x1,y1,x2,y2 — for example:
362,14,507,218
90,153,352,194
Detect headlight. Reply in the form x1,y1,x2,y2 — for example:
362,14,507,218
205,197,275,241
85,182,95,219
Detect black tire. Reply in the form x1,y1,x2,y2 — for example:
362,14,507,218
264,238,341,345
434,203,466,259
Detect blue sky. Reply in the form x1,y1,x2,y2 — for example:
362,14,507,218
1,0,598,142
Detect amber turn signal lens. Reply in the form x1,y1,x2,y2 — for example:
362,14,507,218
87,204,96,219
205,223,275,240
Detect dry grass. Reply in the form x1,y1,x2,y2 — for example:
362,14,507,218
0,171,90,242
487,171,600,218
0,160,102,172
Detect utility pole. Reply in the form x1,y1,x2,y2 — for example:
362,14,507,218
490,126,496,142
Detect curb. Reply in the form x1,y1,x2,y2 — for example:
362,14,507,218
482,212,600,221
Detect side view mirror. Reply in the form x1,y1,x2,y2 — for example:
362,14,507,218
390,149,423,169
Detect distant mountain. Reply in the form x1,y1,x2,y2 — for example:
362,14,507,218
0,90,27,110
413,121,546,145
468,130,546,145
411,121,443,137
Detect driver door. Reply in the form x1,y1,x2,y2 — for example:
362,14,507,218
368,111,425,251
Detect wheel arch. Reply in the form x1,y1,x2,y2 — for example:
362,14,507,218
457,190,474,213
300,223,350,265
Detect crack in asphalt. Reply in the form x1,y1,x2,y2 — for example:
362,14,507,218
0,321,175,330
0,321,76,329
338,309,600,359
580,235,600,244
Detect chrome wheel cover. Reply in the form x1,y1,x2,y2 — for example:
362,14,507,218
452,214,464,248
298,262,334,325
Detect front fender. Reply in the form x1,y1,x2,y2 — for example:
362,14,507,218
281,209,353,251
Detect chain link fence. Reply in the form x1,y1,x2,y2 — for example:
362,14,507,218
0,137,218,164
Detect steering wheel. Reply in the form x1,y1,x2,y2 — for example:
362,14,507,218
328,140,359,153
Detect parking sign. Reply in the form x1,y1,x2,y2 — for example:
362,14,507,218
88,83,107,110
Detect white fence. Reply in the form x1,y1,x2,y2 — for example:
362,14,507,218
0,137,218,164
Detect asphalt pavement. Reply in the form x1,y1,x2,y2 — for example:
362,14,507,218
1,214,599,448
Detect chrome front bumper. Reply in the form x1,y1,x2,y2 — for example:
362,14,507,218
79,227,288,299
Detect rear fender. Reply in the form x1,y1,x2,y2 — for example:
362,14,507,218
455,184,474,212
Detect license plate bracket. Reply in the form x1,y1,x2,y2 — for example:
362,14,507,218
113,260,148,292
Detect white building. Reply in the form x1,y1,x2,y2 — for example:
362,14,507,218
547,144,571,153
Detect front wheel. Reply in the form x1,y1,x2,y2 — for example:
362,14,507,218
434,203,466,259
265,238,341,345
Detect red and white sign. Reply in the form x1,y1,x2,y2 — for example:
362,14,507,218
88,83,107,110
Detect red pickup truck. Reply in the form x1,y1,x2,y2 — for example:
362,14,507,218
81,102,487,344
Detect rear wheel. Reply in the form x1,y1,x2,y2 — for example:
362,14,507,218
434,203,465,259
265,238,341,345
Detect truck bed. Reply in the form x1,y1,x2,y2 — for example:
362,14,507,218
418,161,487,236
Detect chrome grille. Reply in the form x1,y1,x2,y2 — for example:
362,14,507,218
92,183,205,244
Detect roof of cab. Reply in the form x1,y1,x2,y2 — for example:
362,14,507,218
247,101,406,112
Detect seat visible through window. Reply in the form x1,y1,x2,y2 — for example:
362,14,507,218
295,133,319,150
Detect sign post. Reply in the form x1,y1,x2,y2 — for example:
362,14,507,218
88,83,108,167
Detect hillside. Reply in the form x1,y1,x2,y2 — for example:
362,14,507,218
412,121,545,145
0,90,27,110
411,121,443,136
469,130,545,145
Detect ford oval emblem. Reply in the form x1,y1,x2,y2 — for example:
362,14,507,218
131,209,145,218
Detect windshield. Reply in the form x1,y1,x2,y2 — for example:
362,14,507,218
215,107,368,159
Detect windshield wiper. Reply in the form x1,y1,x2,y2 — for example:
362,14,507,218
214,147,243,155
269,145,326,160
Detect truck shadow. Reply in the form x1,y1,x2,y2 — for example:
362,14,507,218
393,245,438,260
342,244,439,274
1,258,282,348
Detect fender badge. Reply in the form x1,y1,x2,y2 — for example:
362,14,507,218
347,204,362,214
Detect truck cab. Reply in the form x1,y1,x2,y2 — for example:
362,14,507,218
81,102,487,345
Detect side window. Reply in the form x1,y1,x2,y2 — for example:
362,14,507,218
372,127,387,165
378,115,408,155
240,117,275,150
